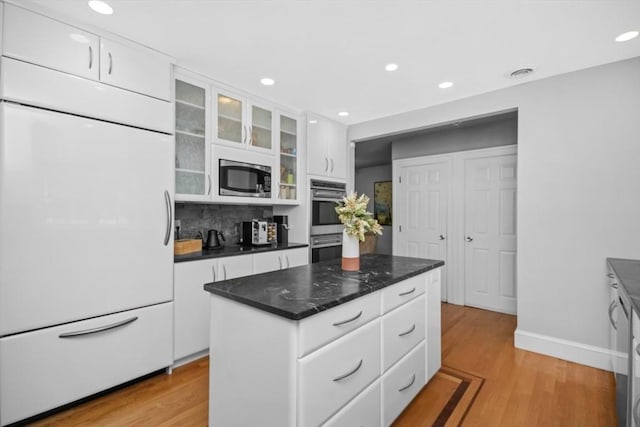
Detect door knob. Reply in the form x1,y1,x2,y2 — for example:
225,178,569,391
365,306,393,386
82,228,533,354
466,236,473,242
439,235,446,240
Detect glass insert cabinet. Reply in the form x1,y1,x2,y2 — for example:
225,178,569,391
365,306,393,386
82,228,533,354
278,114,298,201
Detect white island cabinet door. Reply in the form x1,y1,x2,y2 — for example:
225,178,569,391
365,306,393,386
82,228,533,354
3,3,100,80
99,38,171,101
0,103,174,336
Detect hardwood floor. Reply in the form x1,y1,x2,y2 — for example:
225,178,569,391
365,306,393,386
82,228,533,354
25,303,616,426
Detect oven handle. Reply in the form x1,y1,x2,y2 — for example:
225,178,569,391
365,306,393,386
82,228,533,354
312,197,344,203
311,242,342,249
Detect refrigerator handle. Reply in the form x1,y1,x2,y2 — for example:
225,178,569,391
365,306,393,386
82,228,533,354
164,190,172,246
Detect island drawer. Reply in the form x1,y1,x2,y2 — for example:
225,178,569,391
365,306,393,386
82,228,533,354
381,273,426,314
381,342,426,426
298,291,380,357
324,379,381,427
298,318,381,427
0,302,173,426
382,295,425,372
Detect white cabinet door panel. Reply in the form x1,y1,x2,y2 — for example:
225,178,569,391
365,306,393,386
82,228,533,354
298,319,381,427
174,259,217,360
283,247,308,268
3,4,99,80
381,273,426,314
327,119,347,179
381,342,426,426
0,103,173,335
306,113,329,176
0,302,173,426
100,38,171,101
253,251,282,275
382,295,426,372
324,379,381,427
219,255,253,280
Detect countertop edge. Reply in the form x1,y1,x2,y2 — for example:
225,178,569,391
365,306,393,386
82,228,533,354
175,242,309,263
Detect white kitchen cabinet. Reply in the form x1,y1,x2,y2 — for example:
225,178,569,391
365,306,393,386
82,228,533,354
307,113,347,180
99,38,171,101
0,302,173,426
323,380,382,427
174,259,217,361
381,343,426,426
3,3,100,81
382,295,426,372
214,88,274,154
3,3,171,101
277,112,301,204
174,71,211,201
253,247,309,275
173,254,252,363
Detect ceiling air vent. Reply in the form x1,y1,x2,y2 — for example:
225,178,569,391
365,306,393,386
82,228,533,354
509,67,534,78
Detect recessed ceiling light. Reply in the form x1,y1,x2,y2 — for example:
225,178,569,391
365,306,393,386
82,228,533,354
88,0,113,15
616,31,639,42
385,63,398,72
260,77,275,86
438,81,453,89
309,119,318,124
338,112,349,117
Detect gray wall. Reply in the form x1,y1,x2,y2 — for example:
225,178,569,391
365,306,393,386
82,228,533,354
349,57,640,361
392,114,517,159
354,164,393,254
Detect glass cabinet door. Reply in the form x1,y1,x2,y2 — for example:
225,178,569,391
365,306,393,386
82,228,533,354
217,92,244,145
279,114,297,201
250,105,273,151
175,77,209,198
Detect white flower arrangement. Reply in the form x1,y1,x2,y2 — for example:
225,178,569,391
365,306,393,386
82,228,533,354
335,192,383,242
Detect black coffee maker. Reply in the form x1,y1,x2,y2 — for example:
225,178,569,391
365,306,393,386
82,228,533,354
273,215,289,245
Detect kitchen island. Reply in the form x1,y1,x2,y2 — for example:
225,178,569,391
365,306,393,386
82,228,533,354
204,254,444,427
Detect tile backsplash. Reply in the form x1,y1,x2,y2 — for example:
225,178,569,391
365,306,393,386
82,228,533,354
175,203,273,246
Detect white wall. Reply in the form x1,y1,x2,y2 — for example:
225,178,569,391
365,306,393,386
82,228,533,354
349,57,640,368
354,164,392,254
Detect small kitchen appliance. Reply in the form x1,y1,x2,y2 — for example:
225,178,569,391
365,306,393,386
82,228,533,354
204,229,225,249
241,220,277,246
274,215,289,245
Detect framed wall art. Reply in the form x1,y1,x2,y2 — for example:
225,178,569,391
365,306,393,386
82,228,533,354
374,181,392,225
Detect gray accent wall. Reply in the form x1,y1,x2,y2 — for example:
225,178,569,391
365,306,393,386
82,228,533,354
392,113,517,160
354,164,393,255
348,57,640,364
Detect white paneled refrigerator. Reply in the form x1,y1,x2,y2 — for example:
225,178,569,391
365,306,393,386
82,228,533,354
0,66,174,425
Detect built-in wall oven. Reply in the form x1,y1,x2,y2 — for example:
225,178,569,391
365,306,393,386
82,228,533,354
310,179,346,263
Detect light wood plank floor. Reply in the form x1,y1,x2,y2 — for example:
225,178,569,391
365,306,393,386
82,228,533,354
28,303,616,426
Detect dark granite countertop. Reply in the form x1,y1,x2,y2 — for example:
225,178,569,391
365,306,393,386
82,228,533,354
204,254,444,320
608,258,640,313
175,242,308,263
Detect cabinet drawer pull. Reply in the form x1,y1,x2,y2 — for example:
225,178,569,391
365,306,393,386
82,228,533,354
108,52,113,74
163,190,172,246
223,264,227,280
399,287,416,297
207,174,212,195
609,300,618,330
398,373,416,392
607,273,615,279
325,157,329,172
59,316,138,338
398,323,416,337
333,310,363,326
636,343,640,357
212,265,216,282
278,256,283,270
634,394,640,426
611,282,618,289
330,158,334,173
88,45,93,69
333,359,363,382
286,255,290,269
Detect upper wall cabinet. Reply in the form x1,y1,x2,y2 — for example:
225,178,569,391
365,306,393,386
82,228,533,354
175,71,211,202
3,4,171,101
277,112,302,204
307,113,347,180
214,88,274,155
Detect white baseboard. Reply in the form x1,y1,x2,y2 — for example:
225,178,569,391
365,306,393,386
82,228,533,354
172,349,209,369
514,328,614,371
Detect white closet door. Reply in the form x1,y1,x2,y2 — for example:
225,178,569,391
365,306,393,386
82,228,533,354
463,154,517,314
0,103,174,335
396,160,450,301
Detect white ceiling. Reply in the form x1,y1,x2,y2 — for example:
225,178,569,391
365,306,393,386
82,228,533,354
21,0,640,125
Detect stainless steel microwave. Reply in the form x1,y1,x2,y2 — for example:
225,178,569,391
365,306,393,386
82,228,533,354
219,159,271,198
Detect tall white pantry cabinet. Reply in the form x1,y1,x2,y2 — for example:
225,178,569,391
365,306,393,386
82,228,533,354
0,3,175,425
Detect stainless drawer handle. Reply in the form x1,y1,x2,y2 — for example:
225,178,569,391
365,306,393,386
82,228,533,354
108,52,113,74
636,342,640,357
223,264,227,280
611,283,618,289
333,310,363,326
634,394,640,426
59,316,138,338
398,373,416,392
607,273,615,279
399,287,416,297
333,359,363,382
609,300,618,330
164,190,172,246
398,323,416,337
212,265,216,282
88,45,93,69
